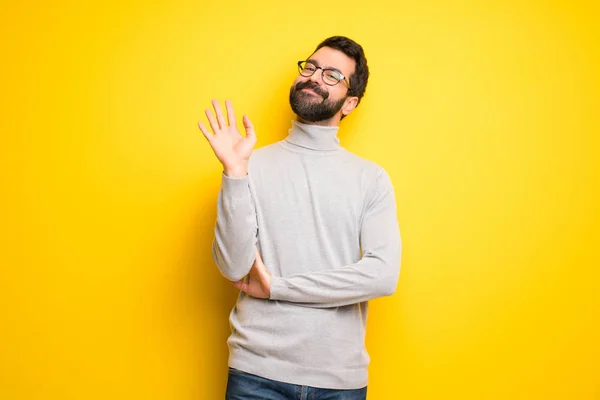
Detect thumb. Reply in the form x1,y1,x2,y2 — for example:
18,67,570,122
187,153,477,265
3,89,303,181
243,115,256,140
255,247,261,260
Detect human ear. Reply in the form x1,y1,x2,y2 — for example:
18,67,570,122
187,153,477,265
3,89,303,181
341,96,359,116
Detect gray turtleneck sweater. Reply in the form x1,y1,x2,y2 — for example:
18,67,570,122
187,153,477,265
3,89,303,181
212,120,401,390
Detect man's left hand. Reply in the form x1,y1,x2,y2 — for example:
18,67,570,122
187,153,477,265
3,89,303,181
233,247,272,298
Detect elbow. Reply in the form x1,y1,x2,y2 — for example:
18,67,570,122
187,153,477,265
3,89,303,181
378,262,400,297
379,276,398,297
222,269,249,282
382,248,401,296
214,255,251,282
370,272,398,298
212,240,253,282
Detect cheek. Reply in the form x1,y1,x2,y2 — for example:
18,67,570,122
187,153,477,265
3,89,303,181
328,87,347,101
292,76,305,87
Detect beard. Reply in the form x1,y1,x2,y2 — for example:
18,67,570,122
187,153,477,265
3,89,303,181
289,81,347,122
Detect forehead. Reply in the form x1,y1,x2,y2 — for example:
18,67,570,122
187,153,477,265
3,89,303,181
308,46,355,77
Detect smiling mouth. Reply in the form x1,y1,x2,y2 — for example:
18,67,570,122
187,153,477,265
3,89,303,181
301,88,321,96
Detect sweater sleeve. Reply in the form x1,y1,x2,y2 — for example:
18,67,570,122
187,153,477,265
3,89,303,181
212,173,259,281
269,169,401,308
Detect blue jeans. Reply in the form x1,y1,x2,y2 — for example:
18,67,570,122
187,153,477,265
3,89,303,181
226,368,367,400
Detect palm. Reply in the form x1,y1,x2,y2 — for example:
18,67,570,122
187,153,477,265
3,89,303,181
198,99,257,169
210,125,254,165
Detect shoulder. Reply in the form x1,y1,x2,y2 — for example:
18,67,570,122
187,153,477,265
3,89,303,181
339,148,388,179
338,149,397,205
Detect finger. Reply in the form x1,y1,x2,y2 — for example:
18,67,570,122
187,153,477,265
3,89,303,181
197,121,213,143
243,115,256,140
253,259,265,274
212,99,227,129
225,99,237,127
232,280,246,291
254,247,263,262
205,107,220,134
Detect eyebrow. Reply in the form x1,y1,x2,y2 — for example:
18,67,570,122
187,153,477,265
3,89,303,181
306,58,344,75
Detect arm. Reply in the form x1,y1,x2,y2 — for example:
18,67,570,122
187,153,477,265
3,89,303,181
198,99,258,281
269,169,401,308
212,173,258,281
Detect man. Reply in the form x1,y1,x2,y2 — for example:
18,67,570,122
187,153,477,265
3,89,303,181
198,36,401,400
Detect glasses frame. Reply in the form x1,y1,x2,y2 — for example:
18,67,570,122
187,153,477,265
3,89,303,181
297,61,351,89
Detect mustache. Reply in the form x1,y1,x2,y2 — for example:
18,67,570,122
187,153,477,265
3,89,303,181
295,81,329,100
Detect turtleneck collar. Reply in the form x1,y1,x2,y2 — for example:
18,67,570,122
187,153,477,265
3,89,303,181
283,120,341,152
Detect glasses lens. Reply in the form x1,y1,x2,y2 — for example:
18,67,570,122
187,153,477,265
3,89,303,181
322,70,342,85
299,61,317,77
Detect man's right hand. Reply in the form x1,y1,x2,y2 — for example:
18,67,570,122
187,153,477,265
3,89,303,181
198,99,257,178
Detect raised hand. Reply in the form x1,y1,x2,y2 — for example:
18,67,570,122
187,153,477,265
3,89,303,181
198,99,257,178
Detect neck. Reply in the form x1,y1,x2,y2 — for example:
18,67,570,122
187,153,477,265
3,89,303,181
284,120,341,151
297,115,341,127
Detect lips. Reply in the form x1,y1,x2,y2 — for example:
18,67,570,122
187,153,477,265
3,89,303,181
295,82,329,99
301,88,320,96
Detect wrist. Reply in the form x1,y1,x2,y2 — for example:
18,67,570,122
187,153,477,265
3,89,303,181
267,275,279,300
223,163,248,178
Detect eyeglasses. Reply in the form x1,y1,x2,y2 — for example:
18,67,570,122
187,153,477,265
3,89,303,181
297,61,351,88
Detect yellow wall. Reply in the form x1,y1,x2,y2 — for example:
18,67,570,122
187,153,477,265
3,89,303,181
1,1,598,399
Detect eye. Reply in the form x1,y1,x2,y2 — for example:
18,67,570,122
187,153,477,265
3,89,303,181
324,70,342,81
303,63,317,72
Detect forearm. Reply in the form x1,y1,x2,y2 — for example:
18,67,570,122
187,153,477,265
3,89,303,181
212,172,258,281
269,246,401,308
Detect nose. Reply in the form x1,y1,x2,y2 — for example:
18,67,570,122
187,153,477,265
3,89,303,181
308,67,324,85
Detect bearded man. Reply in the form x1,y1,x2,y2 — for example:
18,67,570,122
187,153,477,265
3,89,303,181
198,36,402,400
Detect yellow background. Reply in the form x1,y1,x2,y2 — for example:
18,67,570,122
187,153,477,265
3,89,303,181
1,0,599,399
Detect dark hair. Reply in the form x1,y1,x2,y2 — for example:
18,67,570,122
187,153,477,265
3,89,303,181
313,36,370,105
